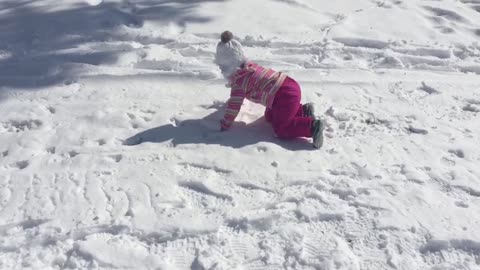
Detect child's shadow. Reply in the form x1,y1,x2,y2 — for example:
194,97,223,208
124,103,313,151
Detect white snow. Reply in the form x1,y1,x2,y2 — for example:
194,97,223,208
1,0,480,269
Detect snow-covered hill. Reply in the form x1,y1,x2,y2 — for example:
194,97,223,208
1,0,480,269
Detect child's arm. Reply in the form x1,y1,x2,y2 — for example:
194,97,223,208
220,88,245,131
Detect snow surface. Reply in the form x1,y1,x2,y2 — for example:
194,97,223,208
1,0,480,269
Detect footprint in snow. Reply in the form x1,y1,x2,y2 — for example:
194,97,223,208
46,147,56,154
46,106,56,114
448,149,465,159
463,104,480,113
418,82,440,95
106,154,123,163
14,160,30,170
407,126,428,135
455,201,469,208
441,157,456,166
68,150,80,158
1,119,43,133
300,222,340,263
97,139,107,146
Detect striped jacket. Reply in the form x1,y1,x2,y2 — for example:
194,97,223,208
221,62,287,130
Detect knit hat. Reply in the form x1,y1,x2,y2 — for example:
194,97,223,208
215,31,247,79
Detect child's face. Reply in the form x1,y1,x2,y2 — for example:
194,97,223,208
217,64,228,74
215,58,226,68
214,59,229,74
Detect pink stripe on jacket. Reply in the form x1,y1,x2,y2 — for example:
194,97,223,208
221,62,287,130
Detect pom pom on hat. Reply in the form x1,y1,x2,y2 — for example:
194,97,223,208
221,31,234,43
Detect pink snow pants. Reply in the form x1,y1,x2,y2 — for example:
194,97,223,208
264,77,313,139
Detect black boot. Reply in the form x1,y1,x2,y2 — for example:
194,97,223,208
311,119,324,149
302,103,315,118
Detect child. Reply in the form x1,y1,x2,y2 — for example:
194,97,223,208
215,31,324,149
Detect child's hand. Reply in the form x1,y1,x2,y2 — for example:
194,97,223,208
220,119,230,131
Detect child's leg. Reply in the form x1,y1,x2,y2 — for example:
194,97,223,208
297,103,315,117
269,104,301,123
295,104,304,117
270,78,313,139
272,108,313,138
264,108,273,123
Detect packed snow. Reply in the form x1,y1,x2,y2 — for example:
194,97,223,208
1,0,480,269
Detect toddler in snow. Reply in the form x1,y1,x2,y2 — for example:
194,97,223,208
215,31,324,149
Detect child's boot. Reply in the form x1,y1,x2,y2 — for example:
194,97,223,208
303,103,315,118
312,119,324,149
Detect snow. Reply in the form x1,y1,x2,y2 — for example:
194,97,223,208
1,0,480,269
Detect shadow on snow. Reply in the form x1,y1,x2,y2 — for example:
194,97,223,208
124,102,314,151
0,0,221,90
